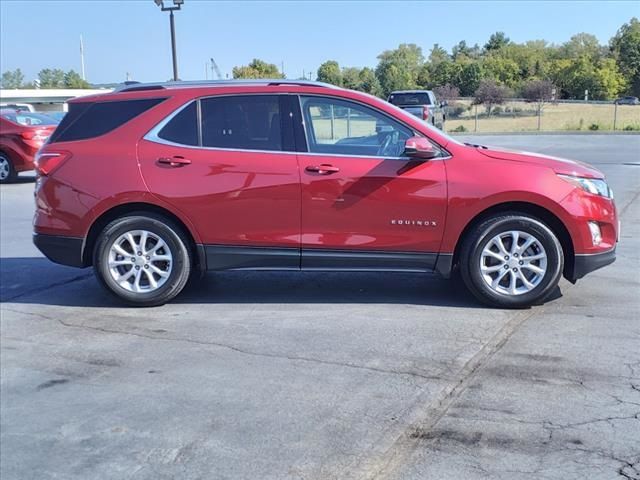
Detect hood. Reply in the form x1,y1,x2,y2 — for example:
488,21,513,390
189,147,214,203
475,145,604,179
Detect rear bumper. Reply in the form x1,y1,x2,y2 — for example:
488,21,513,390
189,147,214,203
33,233,86,268
568,247,616,282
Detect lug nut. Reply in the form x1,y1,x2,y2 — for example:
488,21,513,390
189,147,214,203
512,268,518,272
519,260,524,265
504,265,509,269
137,251,142,256
504,255,509,260
146,255,150,260
514,253,519,257
144,264,149,269
135,266,140,270
131,257,136,262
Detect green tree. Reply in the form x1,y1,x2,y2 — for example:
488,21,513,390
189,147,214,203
316,60,343,86
232,59,284,79
457,61,483,96
482,55,520,88
38,68,65,88
484,32,510,52
375,44,424,96
561,33,603,62
63,70,90,88
428,44,449,64
357,67,382,97
610,17,640,96
595,58,627,99
1,69,25,88
341,67,361,90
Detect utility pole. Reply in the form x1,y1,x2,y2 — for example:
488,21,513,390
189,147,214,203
153,0,183,81
80,35,86,80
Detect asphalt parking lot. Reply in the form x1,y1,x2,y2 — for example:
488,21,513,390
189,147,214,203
1,134,639,480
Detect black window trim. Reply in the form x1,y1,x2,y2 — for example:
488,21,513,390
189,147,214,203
145,93,296,154
293,93,451,161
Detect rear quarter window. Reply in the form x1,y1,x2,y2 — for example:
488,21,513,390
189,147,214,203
49,97,166,143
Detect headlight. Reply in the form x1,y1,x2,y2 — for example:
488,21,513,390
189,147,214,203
557,174,613,199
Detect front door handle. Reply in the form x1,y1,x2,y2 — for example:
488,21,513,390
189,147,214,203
305,164,340,175
157,156,191,168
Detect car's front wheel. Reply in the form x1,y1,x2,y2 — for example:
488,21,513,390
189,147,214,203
93,213,192,307
0,154,17,184
459,213,564,308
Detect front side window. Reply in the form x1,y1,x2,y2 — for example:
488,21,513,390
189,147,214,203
200,95,282,151
300,96,413,158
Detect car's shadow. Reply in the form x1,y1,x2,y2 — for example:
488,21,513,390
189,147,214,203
0,257,504,309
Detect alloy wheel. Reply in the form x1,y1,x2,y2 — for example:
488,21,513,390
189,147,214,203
480,230,547,296
107,230,173,293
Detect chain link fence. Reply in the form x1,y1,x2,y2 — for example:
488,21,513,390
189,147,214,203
444,98,640,133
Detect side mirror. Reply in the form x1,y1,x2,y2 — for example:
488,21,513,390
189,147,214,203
404,136,438,160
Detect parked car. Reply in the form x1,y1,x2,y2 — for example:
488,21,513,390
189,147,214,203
0,109,59,183
615,96,639,105
33,80,618,307
0,103,35,112
387,90,446,129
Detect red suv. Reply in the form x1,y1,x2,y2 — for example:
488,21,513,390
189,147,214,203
33,80,618,307
0,109,59,183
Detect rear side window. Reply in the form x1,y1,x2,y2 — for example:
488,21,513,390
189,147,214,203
157,101,198,146
49,97,166,143
200,95,282,151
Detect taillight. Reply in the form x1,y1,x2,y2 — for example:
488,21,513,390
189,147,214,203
35,150,71,176
422,106,429,121
21,129,51,148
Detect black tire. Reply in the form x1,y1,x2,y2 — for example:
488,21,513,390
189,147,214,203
0,153,17,184
93,213,192,307
459,213,564,308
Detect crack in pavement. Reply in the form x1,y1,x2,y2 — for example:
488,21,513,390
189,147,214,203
1,307,446,384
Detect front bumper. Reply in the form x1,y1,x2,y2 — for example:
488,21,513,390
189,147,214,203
33,233,86,268
568,247,616,282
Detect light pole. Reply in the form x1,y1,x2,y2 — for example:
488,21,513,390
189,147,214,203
154,0,183,81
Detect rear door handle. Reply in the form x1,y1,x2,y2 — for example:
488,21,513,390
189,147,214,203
157,156,191,168
305,164,340,175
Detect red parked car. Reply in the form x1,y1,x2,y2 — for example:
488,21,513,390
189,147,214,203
0,109,59,183
33,80,618,307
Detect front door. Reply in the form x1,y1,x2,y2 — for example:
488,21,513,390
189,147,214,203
296,95,448,270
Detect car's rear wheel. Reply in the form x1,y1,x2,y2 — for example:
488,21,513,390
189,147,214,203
93,213,192,307
459,213,564,308
0,154,17,184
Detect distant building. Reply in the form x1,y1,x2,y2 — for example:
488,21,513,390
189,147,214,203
0,88,112,112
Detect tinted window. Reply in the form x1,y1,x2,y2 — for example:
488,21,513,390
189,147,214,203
300,96,413,158
49,98,166,143
200,95,281,151
158,101,198,146
388,93,431,106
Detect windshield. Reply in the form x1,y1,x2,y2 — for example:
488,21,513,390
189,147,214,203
388,92,431,106
0,111,60,126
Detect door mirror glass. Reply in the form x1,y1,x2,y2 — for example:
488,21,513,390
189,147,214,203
404,136,438,160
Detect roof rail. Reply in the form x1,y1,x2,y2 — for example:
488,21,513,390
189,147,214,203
114,79,336,93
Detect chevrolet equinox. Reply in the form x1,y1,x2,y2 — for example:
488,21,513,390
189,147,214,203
33,80,618,307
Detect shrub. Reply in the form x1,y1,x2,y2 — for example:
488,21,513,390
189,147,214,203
588,123,600,131
451,125,468,133
623,124,640,131
493,106,504,115
448,102,467,118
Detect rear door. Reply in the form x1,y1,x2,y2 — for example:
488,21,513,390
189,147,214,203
295,94,448,270
138,94,302,269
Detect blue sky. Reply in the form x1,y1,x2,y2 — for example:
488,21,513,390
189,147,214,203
1,1,638,84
